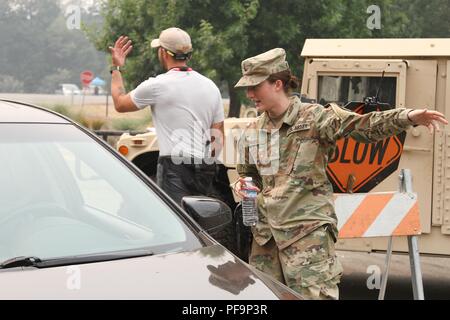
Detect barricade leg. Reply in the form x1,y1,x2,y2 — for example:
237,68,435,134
401,169,424,299
407,235,425,300
378,236,393,300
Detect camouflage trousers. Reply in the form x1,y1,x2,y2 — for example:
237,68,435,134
249,225,343,300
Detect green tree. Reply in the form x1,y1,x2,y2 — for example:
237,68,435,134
408,0,450,38
0,75,25,93
185,0,260,117
91,0,437,117
0,0,60,91
0,0,107,93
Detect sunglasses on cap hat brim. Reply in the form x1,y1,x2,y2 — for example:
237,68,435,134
159,47,192,60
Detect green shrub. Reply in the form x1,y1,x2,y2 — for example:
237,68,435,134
71,112,90,128
90,119,106,130
112,112,152,131
137,112,153,130
48,104,71,118
112,118,142,131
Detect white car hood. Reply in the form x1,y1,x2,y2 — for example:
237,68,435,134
0,245,299,300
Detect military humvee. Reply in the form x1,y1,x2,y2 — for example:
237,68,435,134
117,38,450,256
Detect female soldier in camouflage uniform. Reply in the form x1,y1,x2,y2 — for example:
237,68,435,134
234,48,448,299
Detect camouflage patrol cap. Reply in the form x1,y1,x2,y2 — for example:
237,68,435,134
235,48,290,88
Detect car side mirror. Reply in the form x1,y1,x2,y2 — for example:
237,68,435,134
181,196,232,234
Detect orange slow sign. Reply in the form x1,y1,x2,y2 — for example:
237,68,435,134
326,102,406,193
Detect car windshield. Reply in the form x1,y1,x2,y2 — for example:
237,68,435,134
0,123,202,263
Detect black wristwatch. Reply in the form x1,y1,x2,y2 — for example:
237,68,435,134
110,66,122,74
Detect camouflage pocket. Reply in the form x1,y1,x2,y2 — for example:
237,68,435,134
282,226,343,288
287,137,323,189
297,255,343,288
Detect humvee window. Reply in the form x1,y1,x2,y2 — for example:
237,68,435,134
318,76,397,107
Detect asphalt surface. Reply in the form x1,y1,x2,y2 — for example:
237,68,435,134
0,93,231,108
338,250,450,300
0,93,109,106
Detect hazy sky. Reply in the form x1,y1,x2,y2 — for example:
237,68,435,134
59,0,101,10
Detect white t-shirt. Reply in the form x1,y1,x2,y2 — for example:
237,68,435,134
130,69,224,158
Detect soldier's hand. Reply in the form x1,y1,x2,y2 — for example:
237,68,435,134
231,179,246,199
408,109,448,133
231,178,260,199
109,36,133,67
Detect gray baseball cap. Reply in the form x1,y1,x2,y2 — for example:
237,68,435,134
235,48,290,88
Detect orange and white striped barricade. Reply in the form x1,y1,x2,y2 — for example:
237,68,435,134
335,191,420,239
334,169,424,300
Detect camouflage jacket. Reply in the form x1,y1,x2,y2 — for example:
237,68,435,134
237,96,414,250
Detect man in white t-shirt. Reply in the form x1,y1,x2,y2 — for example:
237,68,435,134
109,27,225,205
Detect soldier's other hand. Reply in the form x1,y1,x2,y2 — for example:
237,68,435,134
231,179,245,199
408,109,448,133
109,35,133,67
231,178,260,199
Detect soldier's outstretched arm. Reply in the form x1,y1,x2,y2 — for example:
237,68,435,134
315,104,447,144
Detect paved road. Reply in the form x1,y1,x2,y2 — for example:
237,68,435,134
0,93,231,108
338,250,450,300
0,93,110,106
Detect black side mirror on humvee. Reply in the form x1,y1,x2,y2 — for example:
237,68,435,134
181,196,232,234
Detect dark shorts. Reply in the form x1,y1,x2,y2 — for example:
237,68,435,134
156,156,220,205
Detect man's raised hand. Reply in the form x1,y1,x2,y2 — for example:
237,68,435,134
109,36,133,67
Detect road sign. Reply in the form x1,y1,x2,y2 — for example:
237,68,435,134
80,70,94,87
326,102,406,193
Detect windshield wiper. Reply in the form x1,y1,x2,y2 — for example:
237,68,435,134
0,249,155,269
40,249,155,268
0,256,42,269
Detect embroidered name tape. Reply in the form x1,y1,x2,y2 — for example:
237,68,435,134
287,122,311,135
